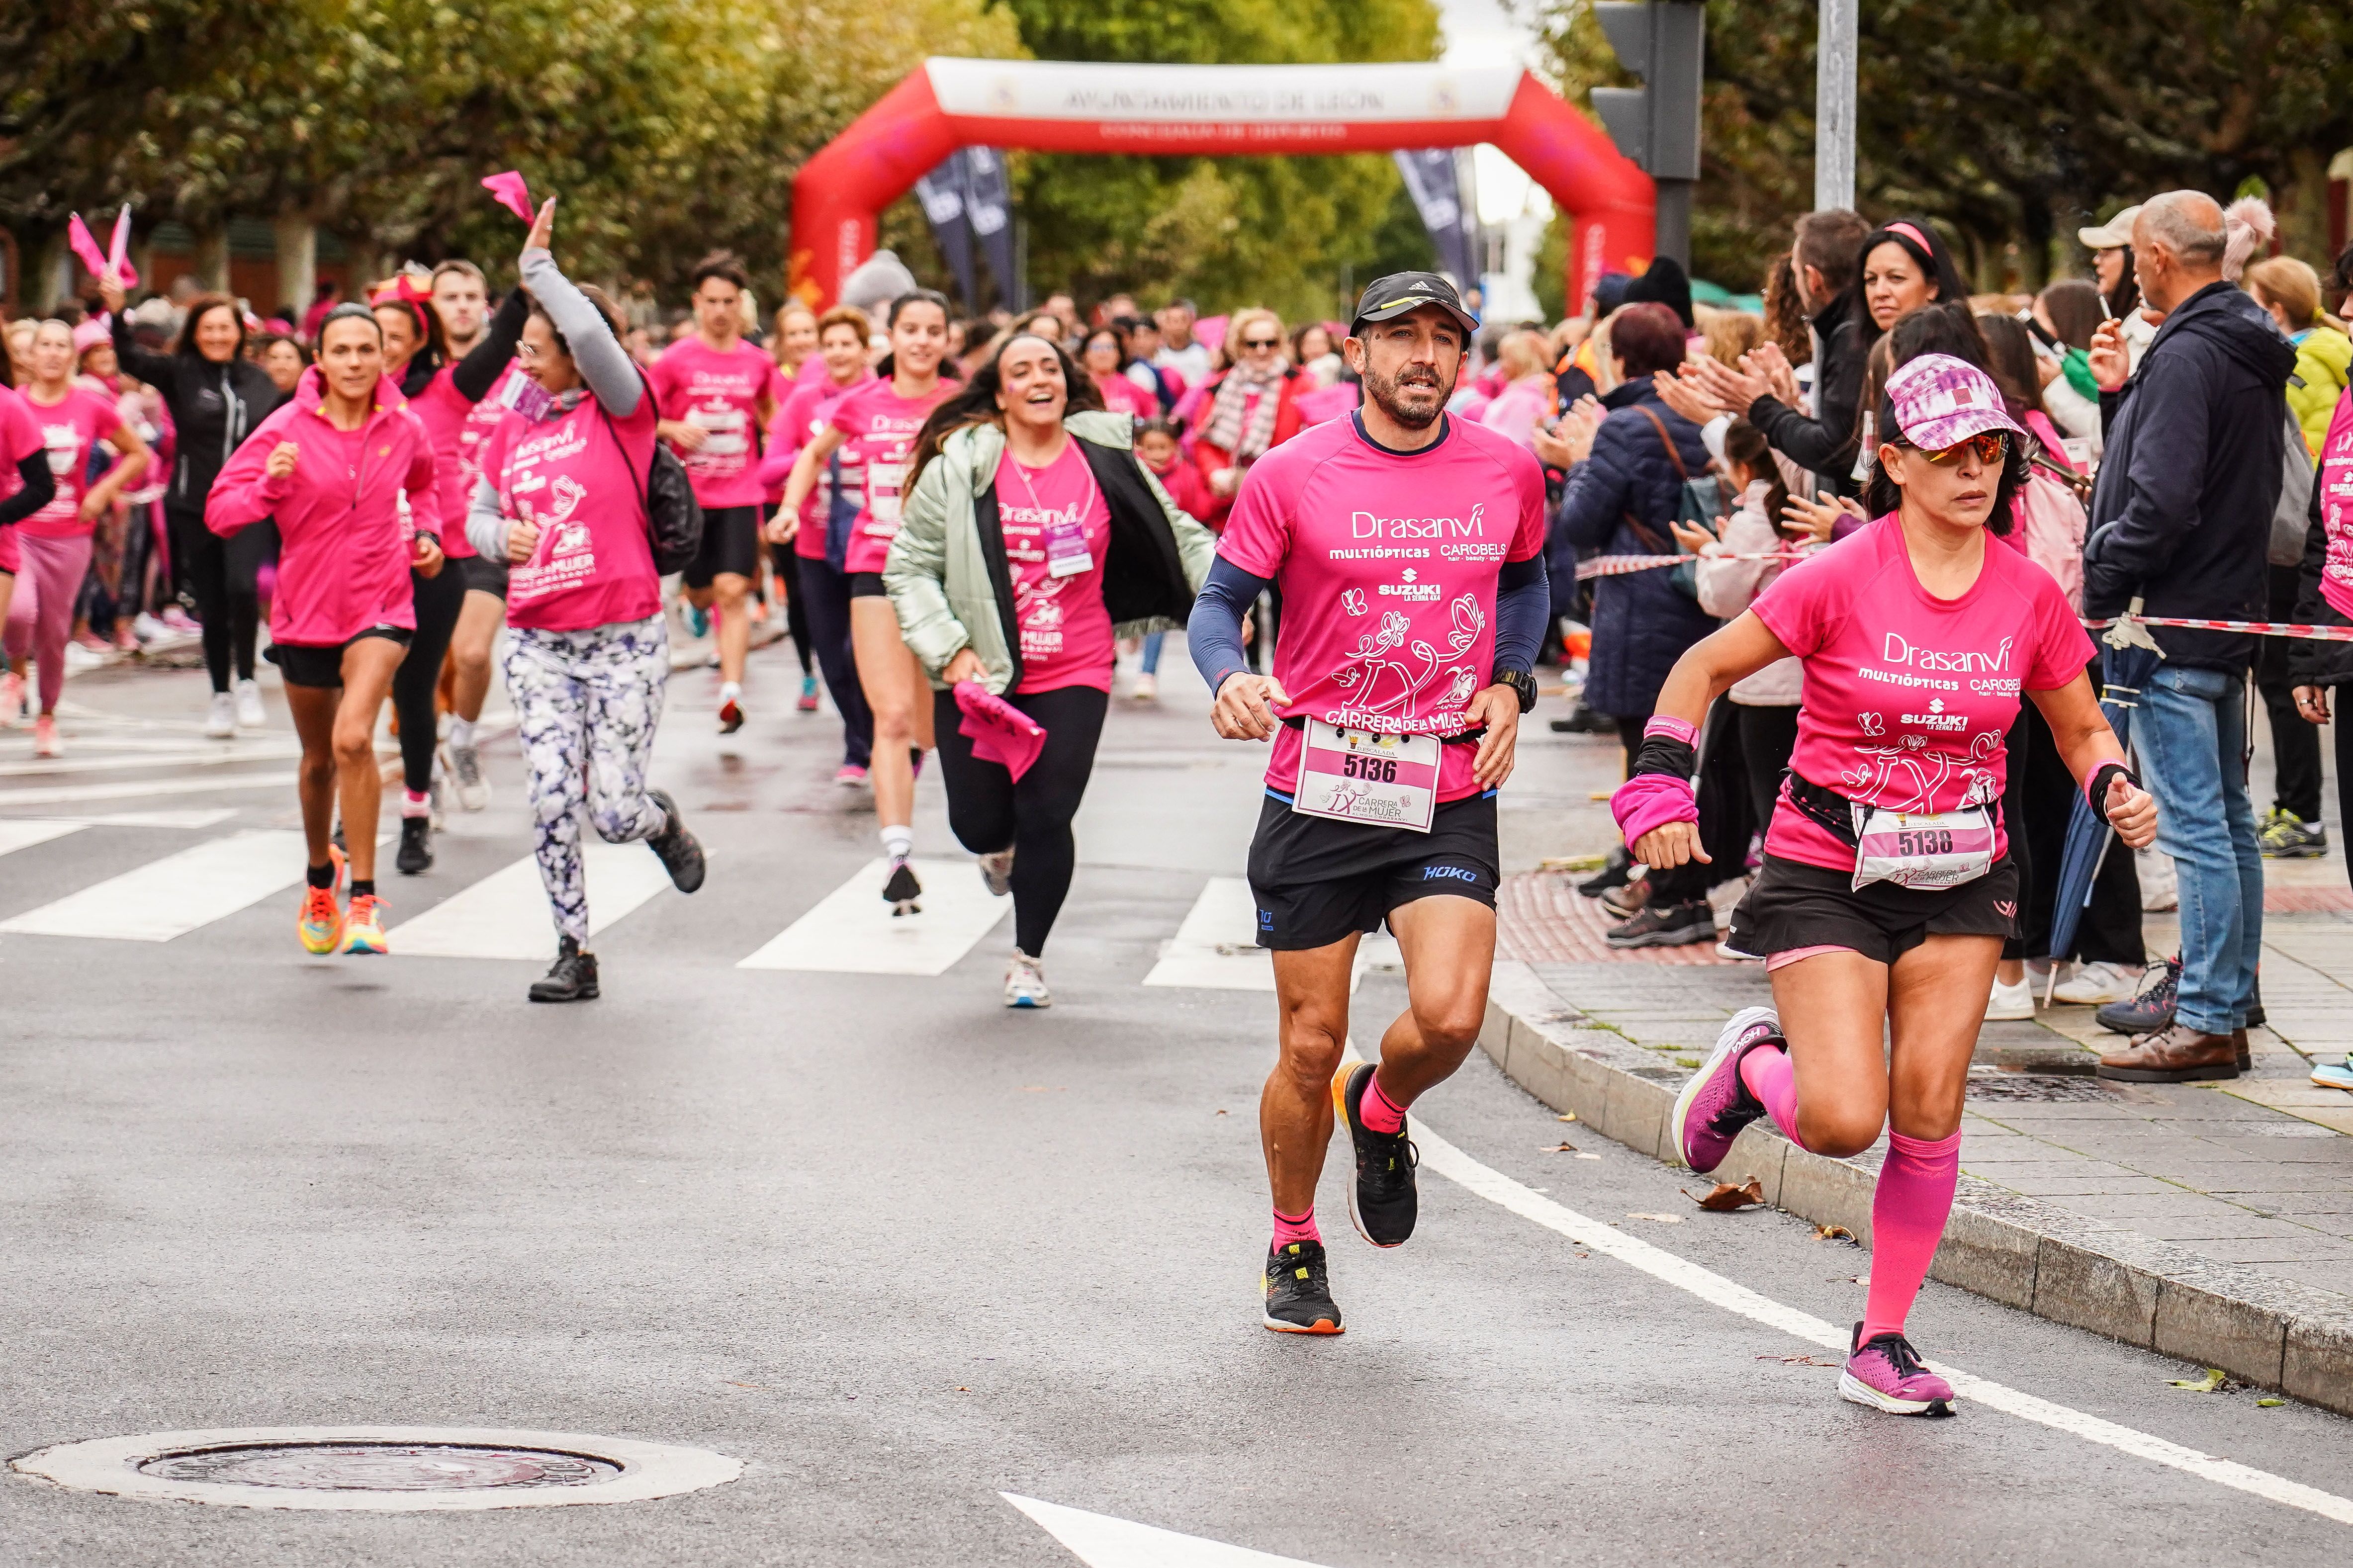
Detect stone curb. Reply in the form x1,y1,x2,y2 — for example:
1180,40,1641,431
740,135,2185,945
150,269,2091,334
1479,958,2353,1416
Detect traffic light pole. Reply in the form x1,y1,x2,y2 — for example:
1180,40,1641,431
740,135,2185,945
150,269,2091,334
1591,2,1703,270
1815,0,1857,211
1654,181,1691,269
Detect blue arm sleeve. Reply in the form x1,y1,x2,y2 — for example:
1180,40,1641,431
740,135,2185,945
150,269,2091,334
1493,555,1549,674
1187,556,1272,697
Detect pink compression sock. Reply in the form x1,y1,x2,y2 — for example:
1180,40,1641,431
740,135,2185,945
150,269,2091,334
1736,1043,1808,1150
1861,1129,1962,1343
1271,1206,1320,1249
1360,1069,1408,1135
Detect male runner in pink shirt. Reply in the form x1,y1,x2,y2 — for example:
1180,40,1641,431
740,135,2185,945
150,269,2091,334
1188,273,1548,1335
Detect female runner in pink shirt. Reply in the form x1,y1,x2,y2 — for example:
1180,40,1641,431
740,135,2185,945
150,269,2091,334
465,198,708,1004
0,378,59,724
772,291,956,913
208,303,445,957
10,319,150,756
1617,355,2159,1417
757,305,875,783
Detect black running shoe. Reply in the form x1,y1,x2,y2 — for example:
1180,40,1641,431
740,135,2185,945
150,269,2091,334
529,936,600,1002
1576,846,1632,898
1332,1061,1418,1247
1262,1240,1344,1334
883,859,922,916
643,789,706,893
1606,898,1717,949
2096,955,2177,1036
395,815,433,875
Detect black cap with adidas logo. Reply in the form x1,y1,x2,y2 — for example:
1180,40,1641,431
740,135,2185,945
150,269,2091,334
1348,270,1480,338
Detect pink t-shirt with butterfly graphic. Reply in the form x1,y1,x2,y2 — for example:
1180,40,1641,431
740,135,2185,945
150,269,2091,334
478,392,662,632
1215,413,1546,803
1749,514,2093,871
994,441,1115,693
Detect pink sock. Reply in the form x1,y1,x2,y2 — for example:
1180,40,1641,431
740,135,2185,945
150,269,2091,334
1271,1206,1319,1249
1736,1043,1807,1150
1861,1129,1962,1343
402,788,431,820
1360,1068,1408,1135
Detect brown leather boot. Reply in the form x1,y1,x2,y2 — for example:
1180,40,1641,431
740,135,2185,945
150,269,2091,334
2097,1023,2241,1082
2234,1028,2252,1072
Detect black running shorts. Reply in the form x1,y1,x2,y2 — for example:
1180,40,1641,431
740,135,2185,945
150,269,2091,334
454,553,510,599
683,504,763,589
847,571,889,600
266,626,414,690
1248,791,1499,952
1726,853,2021,965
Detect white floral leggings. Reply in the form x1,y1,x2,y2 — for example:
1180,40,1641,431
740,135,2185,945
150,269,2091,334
504,616,671,944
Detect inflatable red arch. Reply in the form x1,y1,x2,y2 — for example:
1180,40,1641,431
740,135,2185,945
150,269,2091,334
790,59,1656,316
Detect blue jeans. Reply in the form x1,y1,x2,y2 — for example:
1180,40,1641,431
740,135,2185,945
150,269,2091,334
2138,664,2262,1034
1139,630,1165,675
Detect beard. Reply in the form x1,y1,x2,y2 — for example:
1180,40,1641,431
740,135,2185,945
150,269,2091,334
1361,359,1454,430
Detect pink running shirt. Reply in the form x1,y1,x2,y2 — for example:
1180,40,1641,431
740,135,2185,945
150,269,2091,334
20,388,124,538
647,337,786,511
1749,514,2094,871
478,393,663,632
2316,392,2353,620
1217,414,1547,803
830,378,953,576
0,385,43,573
995,441,1115,694
408,363,529,561
771,370,874,562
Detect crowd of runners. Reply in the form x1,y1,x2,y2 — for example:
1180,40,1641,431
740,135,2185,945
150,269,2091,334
9,173,2353,1425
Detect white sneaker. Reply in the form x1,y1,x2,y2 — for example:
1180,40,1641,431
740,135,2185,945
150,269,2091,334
2053,960,2145,1006
203,691,237,739
132,611,167,644
978,848,1014,897
234,677,266,729
451,742,489,811
1986,974,2036,1021
1004,949,1052,1009
1131,671,1158,701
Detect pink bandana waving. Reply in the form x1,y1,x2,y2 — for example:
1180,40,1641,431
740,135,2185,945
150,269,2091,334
481,171,535,224
954,682,1047,783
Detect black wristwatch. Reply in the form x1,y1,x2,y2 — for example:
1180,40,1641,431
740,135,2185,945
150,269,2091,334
1492,668,1538,713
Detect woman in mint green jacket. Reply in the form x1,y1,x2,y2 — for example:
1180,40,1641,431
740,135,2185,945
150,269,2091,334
886,332,1213,1007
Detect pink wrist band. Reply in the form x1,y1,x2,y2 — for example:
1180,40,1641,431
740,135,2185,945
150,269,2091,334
1611,773,1699,849
1642,715,1698,746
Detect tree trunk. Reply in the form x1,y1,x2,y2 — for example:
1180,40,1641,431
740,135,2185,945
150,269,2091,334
192,225,229,293
272,213,319,315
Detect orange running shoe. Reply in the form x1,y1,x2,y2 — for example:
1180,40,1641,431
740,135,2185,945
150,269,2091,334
298,883,343,954
342,892,388,955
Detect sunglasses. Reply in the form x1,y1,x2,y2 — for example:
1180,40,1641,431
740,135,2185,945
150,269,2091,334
1242,337,1281,350
1918,431,2008,466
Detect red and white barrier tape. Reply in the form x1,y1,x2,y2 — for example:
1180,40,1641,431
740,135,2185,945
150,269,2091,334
1575,551,1800,581
2086,614,2353,643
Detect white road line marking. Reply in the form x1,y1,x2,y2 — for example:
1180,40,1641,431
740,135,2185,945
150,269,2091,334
0,829,312,942
736,857,1006,976
0,743,307,779
1143,876,1397,992
1003,1493,1333,1567
39,808,241,829
391,844,674,959
1414,1120,2353,1527
0,772,297,809
0,820,86,858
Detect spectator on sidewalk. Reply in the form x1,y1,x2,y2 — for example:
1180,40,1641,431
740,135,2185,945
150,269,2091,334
2084,192,2295,1083
2080,205,2157,376
1689,209,1871,497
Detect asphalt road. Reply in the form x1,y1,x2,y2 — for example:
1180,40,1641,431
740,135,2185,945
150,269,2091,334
2,638,2350,1566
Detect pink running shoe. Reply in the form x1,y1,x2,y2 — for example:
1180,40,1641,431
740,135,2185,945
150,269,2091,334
1668,1005,1781,1173
834,764,869,788
1840,1323,1956,1416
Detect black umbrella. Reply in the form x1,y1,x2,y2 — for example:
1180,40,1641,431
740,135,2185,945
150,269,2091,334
2044,618,2162,994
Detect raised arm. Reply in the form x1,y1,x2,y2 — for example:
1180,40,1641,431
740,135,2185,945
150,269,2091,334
450,287,530,404
516,199,640,416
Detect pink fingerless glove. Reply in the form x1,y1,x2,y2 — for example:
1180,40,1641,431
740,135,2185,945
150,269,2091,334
1611,772,1699,849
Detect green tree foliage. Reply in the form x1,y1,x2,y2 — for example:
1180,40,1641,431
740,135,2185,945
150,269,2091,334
992,0,1445,323
0,0,1018,293
1515,0,2353,294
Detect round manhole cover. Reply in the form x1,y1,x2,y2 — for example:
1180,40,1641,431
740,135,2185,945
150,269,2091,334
11,1427,739,1511
139,1443,623,1491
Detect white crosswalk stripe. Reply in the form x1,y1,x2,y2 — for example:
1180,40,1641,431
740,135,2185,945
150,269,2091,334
0,829,313,942
0,820,88,859
390,844,675,959
737,856,1008,976
1145,876,1398,991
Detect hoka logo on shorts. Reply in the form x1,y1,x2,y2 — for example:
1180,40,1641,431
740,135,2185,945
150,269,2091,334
1422,865,1479,883
1881,632,2013,674
1351,502,1486,540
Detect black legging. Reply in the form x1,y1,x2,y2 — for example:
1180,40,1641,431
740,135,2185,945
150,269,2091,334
771,545,814,677
798,552,874,769
167,503,260,693
393,562,466,794
932,683,1108,956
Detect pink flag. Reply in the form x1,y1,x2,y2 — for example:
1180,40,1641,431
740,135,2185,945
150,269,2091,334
954,681,1046,783
67,209,139,289
481,171,534,224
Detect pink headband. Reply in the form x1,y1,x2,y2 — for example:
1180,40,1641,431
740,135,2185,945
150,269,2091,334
1884,222,1935,258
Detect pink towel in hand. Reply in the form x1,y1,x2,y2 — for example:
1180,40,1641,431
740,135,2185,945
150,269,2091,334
1610,772,1698,850
68,210,138,290
954,681,1046,783
481,172,535,224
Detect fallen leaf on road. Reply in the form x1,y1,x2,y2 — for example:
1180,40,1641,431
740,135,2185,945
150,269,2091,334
1757,1353,1839,1367
1557,1112,1579,1123
1544,1141,1579,1153
2168,1368,2228,1393
1627,1212,1683,1223
2257,1398,2286,1407
1576,1152,1602,1160
1813,1224,1856,1242
1215,1109,1228,1116
1684,1179,1765,1212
